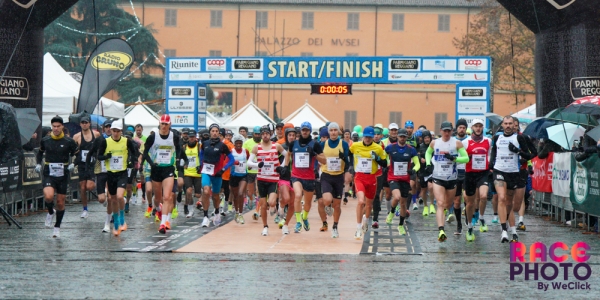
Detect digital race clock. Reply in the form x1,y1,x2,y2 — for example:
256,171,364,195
310,84,352,95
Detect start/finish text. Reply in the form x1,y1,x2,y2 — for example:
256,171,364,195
267,60,384,79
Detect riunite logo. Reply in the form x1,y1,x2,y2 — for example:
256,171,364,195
171,60,199,70
12,0,38,9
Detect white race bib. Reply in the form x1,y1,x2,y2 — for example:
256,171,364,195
393,161,408,176
100,160,107,173
156,149,173,165
234,162,246,173
81,150,89,162
294,152,310,168
49,163,64,177
262,162,275,175
110,156,124,170
356,157,372,173
202,163,215,175
326,157,342,172
188,156,197,168
438,162,453,176
472,154,487,170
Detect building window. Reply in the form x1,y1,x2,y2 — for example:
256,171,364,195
347,13,359,30
255,51,268,56
392,14,404,31
210,10,222,28
165,9,177,27
344,111,357,131
389,112,402,126
256,11,268,29
434,113,448,132
302,12,314,30
438,14,450,32
164,49,176,57
300,52,313,57
209,50,222,57
346,53,358,57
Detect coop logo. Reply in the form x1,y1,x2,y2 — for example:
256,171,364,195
572,162,588,204
459,59,488,71
206,59,226,71
92,51,133,71
464,60,482,66
546,0,577,10
510,241,592,291
12,0,38,9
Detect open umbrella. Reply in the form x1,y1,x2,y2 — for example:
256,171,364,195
585,125,600,142
562,103,600,120
15,108,41,146
544,108,598,126
546,123,585,149
569,96,600,106
522,118,559,139
484,112,503,126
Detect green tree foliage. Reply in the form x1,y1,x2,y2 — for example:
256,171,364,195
44,0,164,105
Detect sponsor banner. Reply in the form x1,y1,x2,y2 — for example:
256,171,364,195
0,159,23,193
197,87,207,99
458,86,487,100
206,58,227,71
422,59,457,71
0,76,29,101
198,100,207,113
170,114,194,126
22,151,41,187
168,86,194,99
170,72,264,81
458,58,489,71
169,59,201,72
570,77,600,99
531,153,553,193
388,73,488,81
388,58,421,71
167,99,195,112
232,59,263,71
570,153,600,216
552,152,571,197
457,101,487,114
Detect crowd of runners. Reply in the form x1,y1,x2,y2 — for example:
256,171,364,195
36,113,536,243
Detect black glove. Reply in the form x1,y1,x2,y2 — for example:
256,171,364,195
371,151,379,161
151,162,159,168
425,164,434,176
444,153,455,161
215,169,224,177
519,158,528,165
407,168,415,176
508,143,520,153
528,165,534,175
196,165,202,173
258,161,265,168
105,152,112,159
339,150,345,160
275,166,283,174
127,161,133,168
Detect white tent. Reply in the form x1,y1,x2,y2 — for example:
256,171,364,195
42,53,124,124
283,101,328,130
223,101,274,131
124,101,160,136
206,111,222,128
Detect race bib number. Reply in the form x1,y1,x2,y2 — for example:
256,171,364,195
156,149,173,165
326,157,341,172
81,150,89,162
49,163,64,177
202,163,215,175
472,154,487,170
234,162,246,173
393,161,408,176
188,156,197,168
100,160,107,173
439,162,453,177
110,156,124,170
356,157,372,173
500,153,515,163
262,162,275,175
294,152,310,168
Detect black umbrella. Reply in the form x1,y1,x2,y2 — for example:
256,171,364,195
562,103,600,120
484,113,503,126
586,125,600,142
522,117,559,139
15,108,40,145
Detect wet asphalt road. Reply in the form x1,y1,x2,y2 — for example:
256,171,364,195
1,199,599,299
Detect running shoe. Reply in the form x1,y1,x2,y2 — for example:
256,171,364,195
480,222,488,233
412,203,418,211
361,215,368,234
325,205,333,216
454,223,463,235
80,210,89,218
278,206,285,218
196,201,203,210
492,216,499,224
201,216,210,227
320,223,328,232
155,212,162,223
332,228,339,238
517,222,526,231
438,229,447,242
52,227,60,238
261,227,268,236
466,228,475,242
472,211,479,225
302,218,310,231
158,224,166,234
510,234,519,243
429,204,436,214
446,213,456,223
171,205,178,219
45,211,54,228
120,223,128,232
228,203,233,213
372,221,379,229
165,221,171,230
252,212,259,221
124,203,130,214
144,207,152,218
418,198,423,205
422,206,429,217
274,215,281,224
294,222,302,233
354,229,363,240
113,228,120,237
398,225,406,236
213,213,221,226
282,225,290,235
234,214,240,223
184,205,189,216
278,218,285,229
239,215,245,224
102,223,110,233
386,212,394,225
501,230,509,243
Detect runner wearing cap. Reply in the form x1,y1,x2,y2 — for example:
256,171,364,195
36,116,78,238
102,120,113,138
417,129,435,216
199,124,235,228
461,119,492,242
276,127,297,234
243,126,261,211
247,125,287,236
143,115,184,234
489,116,535,243
384,128,420,235
424,121,469,242
73,116,101,218
446,119,470,230
349,126,388,239
283,121,326,233
97,120,138,236
229,134,249,224
272,122,285,143
183,129,201,218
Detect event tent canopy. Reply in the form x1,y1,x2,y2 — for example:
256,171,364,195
283,101,328,130
223,101,274,132
124,101,160,136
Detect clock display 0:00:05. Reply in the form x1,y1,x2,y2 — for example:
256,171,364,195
310,84,352,95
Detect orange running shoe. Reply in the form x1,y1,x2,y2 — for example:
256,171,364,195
120,223,128,232
165,221,171,230
158,224,166,234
